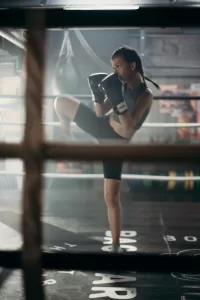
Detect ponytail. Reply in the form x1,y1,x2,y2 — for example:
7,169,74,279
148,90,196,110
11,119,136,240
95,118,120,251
137,54,160,91
140,68,160,91
144,75,160,90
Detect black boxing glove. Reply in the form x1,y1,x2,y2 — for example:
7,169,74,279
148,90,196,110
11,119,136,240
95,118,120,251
88,73,108,104
99,73,128,115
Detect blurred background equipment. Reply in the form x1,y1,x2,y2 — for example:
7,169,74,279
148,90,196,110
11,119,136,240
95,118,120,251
0,26,200,185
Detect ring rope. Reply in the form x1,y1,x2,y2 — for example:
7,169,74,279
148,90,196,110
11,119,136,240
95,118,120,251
1,94,200,100
1,121,200,128
0,171,199,181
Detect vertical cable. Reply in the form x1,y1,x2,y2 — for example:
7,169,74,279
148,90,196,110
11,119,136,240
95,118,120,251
22,10,46,300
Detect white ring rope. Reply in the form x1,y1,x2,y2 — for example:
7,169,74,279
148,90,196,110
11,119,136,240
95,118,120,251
0,171,199,181
0,121,200,128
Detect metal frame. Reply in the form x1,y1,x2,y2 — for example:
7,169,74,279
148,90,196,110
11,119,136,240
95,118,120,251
0,7,200,300
0,7,200,28
0,250,200,272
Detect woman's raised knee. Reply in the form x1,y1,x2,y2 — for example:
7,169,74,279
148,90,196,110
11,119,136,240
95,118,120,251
54,95,69,113
54,94,80,120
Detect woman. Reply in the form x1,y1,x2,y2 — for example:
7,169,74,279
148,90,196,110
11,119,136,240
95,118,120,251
54,46,160,253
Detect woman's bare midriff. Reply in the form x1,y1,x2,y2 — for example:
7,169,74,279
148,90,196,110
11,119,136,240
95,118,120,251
109,117,136,140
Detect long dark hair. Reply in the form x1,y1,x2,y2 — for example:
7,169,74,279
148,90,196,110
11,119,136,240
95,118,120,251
112,46,160,90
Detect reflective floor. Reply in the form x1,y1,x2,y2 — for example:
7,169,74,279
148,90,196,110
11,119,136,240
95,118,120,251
0,187,200,300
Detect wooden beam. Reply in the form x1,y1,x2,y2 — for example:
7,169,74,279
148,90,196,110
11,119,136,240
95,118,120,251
21,10,46,300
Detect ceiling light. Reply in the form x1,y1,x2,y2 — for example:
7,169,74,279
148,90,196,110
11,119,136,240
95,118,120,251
63,5,139,10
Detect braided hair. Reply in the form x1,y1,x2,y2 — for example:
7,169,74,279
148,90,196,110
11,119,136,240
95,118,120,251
111,46,160,90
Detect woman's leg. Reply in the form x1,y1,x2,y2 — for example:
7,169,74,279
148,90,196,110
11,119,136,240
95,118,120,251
54,94,81,139
103,161,124,253
55,95,124,252
104,178,123,252
54,94,107,140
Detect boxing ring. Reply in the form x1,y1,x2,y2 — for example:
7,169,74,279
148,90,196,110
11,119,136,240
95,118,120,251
0,6,200,300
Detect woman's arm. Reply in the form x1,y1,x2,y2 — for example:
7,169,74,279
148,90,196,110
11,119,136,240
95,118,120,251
118,90,153,129
94,97,113,117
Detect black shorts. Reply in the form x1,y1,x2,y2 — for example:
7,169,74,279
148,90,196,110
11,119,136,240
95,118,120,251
74,103,127,180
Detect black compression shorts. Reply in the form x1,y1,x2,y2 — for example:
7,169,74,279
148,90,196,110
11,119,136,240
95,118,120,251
74,103,127,180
